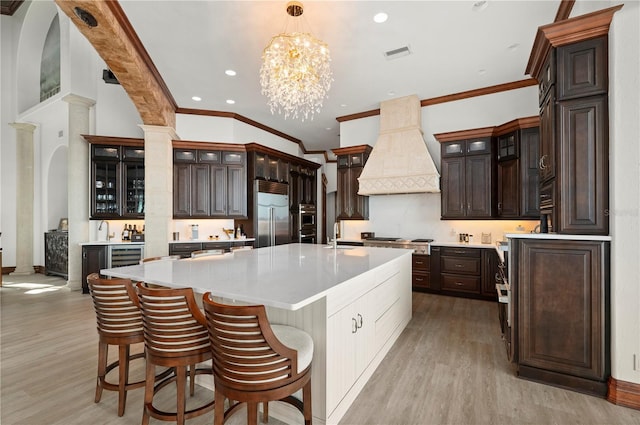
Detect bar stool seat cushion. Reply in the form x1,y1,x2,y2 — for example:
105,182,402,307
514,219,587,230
271,324,313,373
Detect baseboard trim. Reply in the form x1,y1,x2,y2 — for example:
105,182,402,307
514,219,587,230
608,377,640,410
1,266,46,275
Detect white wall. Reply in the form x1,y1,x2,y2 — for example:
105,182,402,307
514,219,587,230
606,0,640,386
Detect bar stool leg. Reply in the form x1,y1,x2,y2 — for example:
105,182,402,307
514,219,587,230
142,359,155,425
117,344,129,416
247,401,258,425
262,402,269,423
176,365,187,425
303,379,312,425
189,364,195,396
95,341,107,403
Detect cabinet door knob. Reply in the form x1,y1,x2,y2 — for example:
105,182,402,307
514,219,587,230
455,282,464,286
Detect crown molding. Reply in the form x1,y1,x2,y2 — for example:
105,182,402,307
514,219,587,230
526,5,623,80
336,79,537,123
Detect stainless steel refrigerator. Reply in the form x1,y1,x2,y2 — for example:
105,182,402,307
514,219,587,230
255,180,290,248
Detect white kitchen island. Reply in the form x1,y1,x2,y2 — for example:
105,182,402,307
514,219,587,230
101,243,413,425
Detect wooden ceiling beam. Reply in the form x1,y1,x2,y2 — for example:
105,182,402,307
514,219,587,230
55,0,176,128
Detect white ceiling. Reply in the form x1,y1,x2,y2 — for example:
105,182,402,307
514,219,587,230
118,1,559,153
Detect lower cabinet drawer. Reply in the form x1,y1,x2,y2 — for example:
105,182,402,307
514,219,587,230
412,271,430,289
441,274,480,293
441,256,481,275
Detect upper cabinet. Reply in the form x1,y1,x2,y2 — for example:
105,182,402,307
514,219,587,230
332,145,372,220
436,118,540,221
173,146,247,219
88,138,145,220
526,5,620,235
437,134,496,219
495,118,541,219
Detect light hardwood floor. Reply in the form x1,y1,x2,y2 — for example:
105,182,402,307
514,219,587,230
1,273,639,425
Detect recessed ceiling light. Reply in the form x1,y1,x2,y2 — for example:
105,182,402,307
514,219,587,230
326,127,332,131
472,1,488,12
192,96,202,101
388,91,396,96
340,103,347,107
225,69,237,76
507,43,520,51
226,99,235,104
373,12,388,23
478,69,487,75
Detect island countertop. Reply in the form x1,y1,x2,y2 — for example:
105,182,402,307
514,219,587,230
101,243,413,311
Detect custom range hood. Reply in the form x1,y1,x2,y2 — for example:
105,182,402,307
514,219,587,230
358,95,440,195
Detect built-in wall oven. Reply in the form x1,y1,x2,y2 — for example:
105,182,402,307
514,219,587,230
298,204,316,244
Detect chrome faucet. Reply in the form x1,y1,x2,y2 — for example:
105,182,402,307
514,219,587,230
332,222,339,249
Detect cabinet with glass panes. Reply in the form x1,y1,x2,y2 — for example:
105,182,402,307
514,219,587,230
91,143,144,219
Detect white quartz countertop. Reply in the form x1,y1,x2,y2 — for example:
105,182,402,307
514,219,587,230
79,241,145,246
431,241,497,249
101,243,413,310
170,238,254,244
505,233,612,241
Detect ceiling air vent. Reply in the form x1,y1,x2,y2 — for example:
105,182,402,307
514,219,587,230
384,45,411,60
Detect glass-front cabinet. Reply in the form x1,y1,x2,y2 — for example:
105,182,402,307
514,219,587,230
91,143,144,219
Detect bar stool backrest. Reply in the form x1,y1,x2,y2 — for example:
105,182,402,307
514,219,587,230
87,273,143,340
202,297,300,392
135,283,210,360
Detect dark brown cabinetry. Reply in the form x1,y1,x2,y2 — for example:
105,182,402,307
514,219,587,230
332,145,372,221
173,148,247,219
440,247,481,295
440,137,495,219
512,238,610,396
530,34,610,235
81,244,107,294
242,144,319,243
420,245,498,300
253,152,289,184
496,123,540,219
90,142,145,219
411,254,430,290
45,231,68,279
168,241,252,258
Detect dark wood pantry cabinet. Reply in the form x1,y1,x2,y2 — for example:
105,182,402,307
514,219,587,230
332,145,372,220
526,7,618,235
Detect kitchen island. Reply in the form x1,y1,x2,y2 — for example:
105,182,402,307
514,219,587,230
101,243,413,425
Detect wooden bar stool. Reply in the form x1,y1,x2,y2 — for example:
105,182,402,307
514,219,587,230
87,273,147,416
202,294,313,425
136,283,215,425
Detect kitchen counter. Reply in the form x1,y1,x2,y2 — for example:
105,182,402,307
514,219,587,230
101,243,410,310
169,238,255,244
505,233,612,241
79,241,145,246
102,243,412,425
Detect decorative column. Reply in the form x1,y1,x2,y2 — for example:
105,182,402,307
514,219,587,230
9,123,36,275
63,94,95,291
140,125,176,258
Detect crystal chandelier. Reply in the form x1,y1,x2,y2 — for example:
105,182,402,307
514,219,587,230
260,1,332,121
